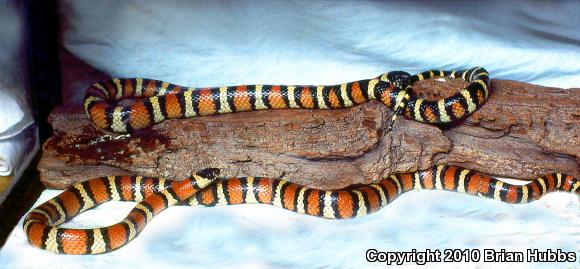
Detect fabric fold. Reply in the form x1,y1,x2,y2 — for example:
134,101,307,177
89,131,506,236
0,124,37,177
0,124,38,205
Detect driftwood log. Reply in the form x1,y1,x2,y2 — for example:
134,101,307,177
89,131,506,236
38,78,579,189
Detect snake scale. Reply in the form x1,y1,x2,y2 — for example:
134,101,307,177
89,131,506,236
25,166,579,254
24,67,579,254
83,67,489,133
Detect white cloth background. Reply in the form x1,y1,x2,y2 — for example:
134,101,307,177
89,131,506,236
0,125,38,204
0,1,29,137
1,185,578,269
59,0,580,92
1,1,579,268
0,1,36,180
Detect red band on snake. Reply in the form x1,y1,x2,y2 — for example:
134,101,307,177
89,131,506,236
24,165,578,254
84,67,490,133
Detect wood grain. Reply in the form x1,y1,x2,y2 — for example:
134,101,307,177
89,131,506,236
38,78,579,189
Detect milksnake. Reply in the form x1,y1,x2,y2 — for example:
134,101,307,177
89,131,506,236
84,67,490,133
24,165,579,254
24,168,220,255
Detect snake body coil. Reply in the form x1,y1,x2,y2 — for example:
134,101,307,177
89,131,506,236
24,165,579,254
24,168,219,255
28,66,577,255
84,67,489,132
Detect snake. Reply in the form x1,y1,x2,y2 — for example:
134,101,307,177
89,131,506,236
24,165,579,254
83,67,490,133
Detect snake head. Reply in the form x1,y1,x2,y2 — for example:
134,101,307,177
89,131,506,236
194,168,221,180
385,71,411,88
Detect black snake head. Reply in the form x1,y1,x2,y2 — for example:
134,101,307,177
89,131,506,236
386,71,411,88
195,168,221,180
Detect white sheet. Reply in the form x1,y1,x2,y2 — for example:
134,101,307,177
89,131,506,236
0,125,38,207
0,91,26,140
59,0,580,92
0,0,31,137
2,1,579,268
0,124,37,179
0,1,36,180
1,185,578,269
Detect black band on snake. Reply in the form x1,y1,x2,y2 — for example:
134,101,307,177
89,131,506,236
83,67,489,133
33,66,577,256
24,165,578,254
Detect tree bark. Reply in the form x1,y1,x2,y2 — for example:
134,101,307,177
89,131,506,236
38,78,580,189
